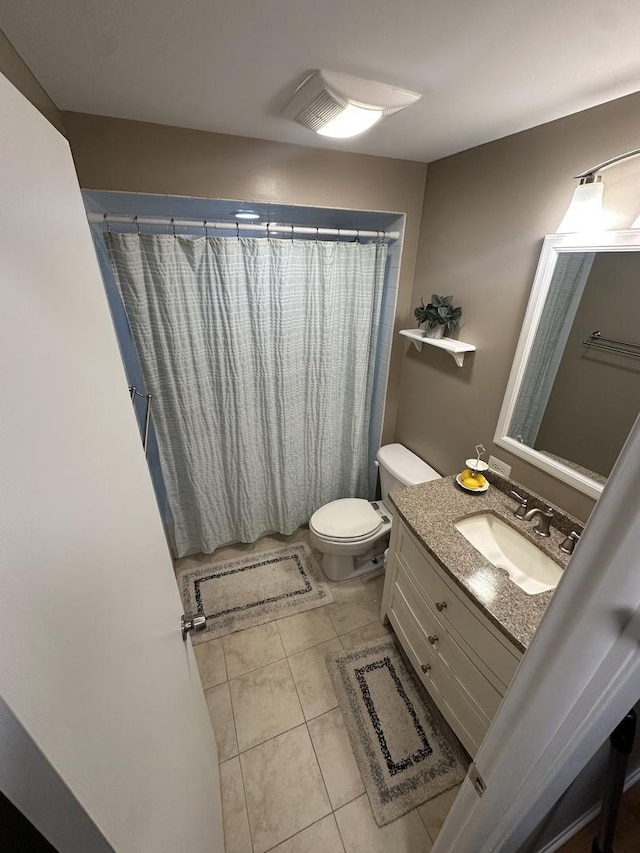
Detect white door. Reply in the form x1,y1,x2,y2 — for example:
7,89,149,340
0,74,224,852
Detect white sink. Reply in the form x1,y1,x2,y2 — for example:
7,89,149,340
454,513,562,595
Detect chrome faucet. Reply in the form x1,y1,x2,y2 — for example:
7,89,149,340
510,490,529,519
522,505,554,537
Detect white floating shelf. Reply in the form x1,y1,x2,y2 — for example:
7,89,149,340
399,329,476,367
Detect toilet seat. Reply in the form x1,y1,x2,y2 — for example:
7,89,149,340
309,498,382,541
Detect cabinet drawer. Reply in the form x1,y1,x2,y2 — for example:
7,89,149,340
389,581,436,679
388,580,489,755
397,524,520,689
396,566,503,718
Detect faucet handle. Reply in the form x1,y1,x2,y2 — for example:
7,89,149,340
510,490,528,518
559,530,581,555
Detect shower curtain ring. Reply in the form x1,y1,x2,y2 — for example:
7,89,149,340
316,226,319,241
204,219,208,238
134,215,140,236
236,222,240,240
356,229,360,243
291,225,294,241
171,217,176,238
104,213,111,234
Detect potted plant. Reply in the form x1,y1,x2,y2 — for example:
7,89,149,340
414,294,462,339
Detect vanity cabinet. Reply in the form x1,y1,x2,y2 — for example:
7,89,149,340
382,517,522,756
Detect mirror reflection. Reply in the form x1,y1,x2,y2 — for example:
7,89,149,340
506,248,640,484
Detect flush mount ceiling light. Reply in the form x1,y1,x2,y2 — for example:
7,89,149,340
557,147,640,233
283,70,421,139
233,210,261,220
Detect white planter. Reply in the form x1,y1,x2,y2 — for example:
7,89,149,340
422,324,446,339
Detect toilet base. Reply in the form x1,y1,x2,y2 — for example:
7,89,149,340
321,548,386,583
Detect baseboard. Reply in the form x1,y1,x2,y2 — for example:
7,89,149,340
537,764,640,853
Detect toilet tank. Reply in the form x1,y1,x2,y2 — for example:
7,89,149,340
376,444,440,509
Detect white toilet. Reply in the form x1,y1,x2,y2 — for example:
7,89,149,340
309,443,440,582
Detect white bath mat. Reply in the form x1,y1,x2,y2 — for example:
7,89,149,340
177,542,333,642
327,637,468,826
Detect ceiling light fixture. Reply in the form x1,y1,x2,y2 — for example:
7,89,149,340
233,210,261,220
557,147,640,233
283,70,421,139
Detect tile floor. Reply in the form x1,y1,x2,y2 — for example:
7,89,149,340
176,528,461,853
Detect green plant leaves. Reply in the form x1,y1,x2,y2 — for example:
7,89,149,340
414,294,462,330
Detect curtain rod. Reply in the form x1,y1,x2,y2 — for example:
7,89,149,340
87,213,399,241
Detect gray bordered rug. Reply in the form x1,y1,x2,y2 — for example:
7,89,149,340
327,637,468,826
177,543,333,643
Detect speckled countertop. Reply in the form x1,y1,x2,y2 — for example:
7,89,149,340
389,474,584,652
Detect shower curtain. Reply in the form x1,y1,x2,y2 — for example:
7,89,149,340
106,233,387,557
508,251,594,447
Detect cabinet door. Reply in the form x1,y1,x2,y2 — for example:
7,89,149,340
390,571,495,755
398,566,504,716
396,523,521,690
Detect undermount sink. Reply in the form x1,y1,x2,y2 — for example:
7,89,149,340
454,513,562,595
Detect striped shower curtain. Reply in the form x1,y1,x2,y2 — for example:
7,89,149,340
107,234,386,557
508,251,595,447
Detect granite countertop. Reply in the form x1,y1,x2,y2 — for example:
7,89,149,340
389,474,584,652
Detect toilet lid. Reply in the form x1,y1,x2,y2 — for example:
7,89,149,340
310,498,382,540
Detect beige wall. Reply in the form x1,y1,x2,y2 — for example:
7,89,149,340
395,90,640,520
0,27,63,132
62,111,428,442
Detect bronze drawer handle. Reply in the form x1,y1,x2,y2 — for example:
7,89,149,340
421,663,431,673
428,634,438,645
435,601,447,612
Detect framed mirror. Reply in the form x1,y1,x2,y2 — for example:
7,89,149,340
495,230,640,499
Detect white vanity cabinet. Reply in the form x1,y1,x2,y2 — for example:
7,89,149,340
382,517,522,756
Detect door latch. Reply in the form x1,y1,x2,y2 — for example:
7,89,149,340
181,613,206,641
468,762,486,797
